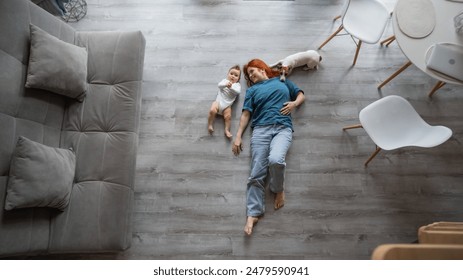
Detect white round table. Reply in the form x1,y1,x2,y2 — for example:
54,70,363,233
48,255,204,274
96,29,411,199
379,0,463,96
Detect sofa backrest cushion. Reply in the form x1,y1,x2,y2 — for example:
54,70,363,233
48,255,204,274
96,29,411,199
0,0,77,256
0,0,77,177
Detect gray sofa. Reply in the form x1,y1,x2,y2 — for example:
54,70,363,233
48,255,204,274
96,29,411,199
0,0,145,257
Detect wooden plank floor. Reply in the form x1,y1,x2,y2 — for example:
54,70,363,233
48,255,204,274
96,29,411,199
47,0,463,259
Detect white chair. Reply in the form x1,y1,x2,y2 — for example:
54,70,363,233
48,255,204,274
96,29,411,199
343,95,452,166
318,0,390,65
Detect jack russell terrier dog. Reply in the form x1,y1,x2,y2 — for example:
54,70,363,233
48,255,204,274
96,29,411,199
270,50,322,81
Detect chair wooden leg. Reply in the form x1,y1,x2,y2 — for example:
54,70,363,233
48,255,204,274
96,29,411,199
385,36,396,47
377,60,412,89
364,146,381,167
342,124,380,166
352,40,362,66
380,35,395,47
428,81,446,98
318,25,344,49
333,15,341,21
343,124,363,130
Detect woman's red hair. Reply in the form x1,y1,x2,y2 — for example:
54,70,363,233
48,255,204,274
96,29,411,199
243,59,280,86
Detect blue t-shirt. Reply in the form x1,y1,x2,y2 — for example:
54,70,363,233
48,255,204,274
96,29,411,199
243,77,303,130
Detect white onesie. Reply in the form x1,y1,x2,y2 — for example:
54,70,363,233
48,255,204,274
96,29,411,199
215,79,241,115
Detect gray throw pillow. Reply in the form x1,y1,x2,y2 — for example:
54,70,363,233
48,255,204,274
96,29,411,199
4,136,76,211
25,24,88,102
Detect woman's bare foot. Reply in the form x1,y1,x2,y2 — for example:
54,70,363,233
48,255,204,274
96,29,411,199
208,125,214,135
244,216,259,236
274,191,285,210
225,130,232,139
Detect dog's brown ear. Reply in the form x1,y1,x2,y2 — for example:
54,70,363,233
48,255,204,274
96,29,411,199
270,63,281,70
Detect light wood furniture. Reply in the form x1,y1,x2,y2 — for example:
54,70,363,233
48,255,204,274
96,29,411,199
372,244,463,260
419,222,463,244
372,222,463,259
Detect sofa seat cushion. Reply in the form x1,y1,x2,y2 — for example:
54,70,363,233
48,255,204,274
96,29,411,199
49,181,133,252
75,31,145,85
0,176,52,256
48,30,145,252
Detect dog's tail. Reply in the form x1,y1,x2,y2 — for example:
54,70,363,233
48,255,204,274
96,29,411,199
305,50,322,61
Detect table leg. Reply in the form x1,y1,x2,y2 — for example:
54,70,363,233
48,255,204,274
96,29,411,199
428,81,446,98
353,40,362,66
377,60,412,89
380,35,396,47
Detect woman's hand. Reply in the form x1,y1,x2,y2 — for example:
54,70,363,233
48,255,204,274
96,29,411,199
233,110,250,156
280,101,297,115
232,137,243,156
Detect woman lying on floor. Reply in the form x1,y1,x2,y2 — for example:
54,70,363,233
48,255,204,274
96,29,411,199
232,58,305,236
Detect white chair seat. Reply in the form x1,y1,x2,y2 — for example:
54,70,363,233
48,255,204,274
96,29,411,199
359,95,452,151
344,95,452,166
410,126,453,149
318,0,391,65
343,0,390,44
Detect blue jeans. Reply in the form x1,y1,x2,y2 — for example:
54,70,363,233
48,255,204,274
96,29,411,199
246,125,293,217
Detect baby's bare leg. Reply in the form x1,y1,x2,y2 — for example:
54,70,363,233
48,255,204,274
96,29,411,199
208,101,219,134
223,107,232,139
